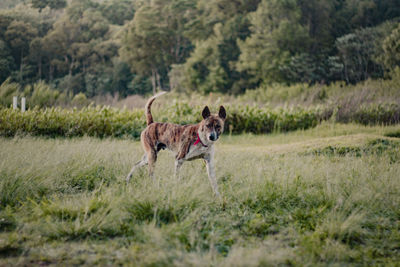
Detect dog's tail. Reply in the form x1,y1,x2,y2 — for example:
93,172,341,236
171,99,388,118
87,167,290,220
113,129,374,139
145,91,167,126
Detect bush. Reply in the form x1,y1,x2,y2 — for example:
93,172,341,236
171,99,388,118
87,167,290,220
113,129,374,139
0,78,20,108
226,106,321,134
0,79,71,109
71,93,89,108
0,106,145,139
335,103,400,125
0,101,399,139
28,81,67,108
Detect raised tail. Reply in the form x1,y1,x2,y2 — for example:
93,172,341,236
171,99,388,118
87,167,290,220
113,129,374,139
145,91,167,126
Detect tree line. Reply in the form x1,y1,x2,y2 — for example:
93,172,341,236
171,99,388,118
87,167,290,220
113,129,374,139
0,0,399,97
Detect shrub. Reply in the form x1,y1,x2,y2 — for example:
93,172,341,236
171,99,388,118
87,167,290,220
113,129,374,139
335,103,400,125
28,81,68,108
0,106,145,139
0,102,399,139
0,78,20,108
71,92,89,108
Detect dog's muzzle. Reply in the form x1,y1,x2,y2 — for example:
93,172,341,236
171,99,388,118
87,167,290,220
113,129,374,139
209,132,218,141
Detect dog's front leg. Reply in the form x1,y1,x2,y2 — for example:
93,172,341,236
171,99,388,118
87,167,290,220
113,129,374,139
204,152,220,198
174,159,183,180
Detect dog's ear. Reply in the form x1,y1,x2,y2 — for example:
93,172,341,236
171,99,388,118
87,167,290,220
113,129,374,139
202,106,211,119
218,106,226,120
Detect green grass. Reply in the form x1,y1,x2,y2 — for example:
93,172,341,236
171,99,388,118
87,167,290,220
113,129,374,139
1,123,400,266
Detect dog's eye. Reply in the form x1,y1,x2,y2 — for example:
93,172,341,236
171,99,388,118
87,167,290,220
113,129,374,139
207,124,212,128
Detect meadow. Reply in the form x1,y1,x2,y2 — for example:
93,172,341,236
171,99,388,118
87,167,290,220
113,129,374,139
1,123,400,266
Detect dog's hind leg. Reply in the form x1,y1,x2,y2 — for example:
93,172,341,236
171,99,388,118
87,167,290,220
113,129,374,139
126,154,147,183
147,149,157,181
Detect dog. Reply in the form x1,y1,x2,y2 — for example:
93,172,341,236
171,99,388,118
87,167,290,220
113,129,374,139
126,91,226,197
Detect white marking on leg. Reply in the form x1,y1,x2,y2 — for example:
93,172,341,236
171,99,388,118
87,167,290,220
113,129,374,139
175,160,183,180
126,155,147,183
204,149,220,197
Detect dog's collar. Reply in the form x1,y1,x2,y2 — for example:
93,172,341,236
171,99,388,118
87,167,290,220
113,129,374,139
194,133,208,147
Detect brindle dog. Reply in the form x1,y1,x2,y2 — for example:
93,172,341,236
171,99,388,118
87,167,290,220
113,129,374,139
126,91,226,197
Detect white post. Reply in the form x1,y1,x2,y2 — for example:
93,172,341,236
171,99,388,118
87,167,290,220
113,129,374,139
21,97,26,112
13,96,18,110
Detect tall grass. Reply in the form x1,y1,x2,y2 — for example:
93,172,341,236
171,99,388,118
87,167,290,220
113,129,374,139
1,124,400,265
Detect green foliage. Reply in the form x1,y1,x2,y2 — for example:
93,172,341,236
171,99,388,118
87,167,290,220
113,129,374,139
0,0,399,96
1,100,399,139
0,79,70,108
0,207,16,231
385,130,400,138
0,106,145,139
1,125,400,265
0,0,24,9
310,138,400,157
237,73,400,109
98,0,135,25
236,0,309,84
31,0,67,11
4,19,38,83
335,23,394,83
28,81,67,108
349,104,400,125
71,92,88,107
380,23,400,73
175,0,259,94
0,40,14,82
227,106,321,134
120,0,195,94
0,78,20,107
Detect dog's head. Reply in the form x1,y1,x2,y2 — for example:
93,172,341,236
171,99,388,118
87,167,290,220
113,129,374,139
199,106,226,143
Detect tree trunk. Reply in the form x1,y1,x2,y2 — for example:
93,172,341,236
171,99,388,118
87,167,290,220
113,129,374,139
67,58,75,94
151,68,157,95
20,49,23,83
175,35,181,62
68,67,72,94
38,55,42,80
155,70,162,91
49,63,54,81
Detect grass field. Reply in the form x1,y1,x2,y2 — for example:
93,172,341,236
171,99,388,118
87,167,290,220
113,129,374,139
1,123,400,266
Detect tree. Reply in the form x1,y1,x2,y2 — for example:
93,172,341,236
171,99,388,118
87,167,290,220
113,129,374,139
380,23,400,73
31,0,67,11
297,0,335,53
98,0,135,25
336,23,395,83
171,0,260,94
236,0,310,85
5,20,38,83
179,26,229,94
29,37,44,80
42,16,81,91
120,0,195,94
42,0,113,94
0,0,24,9
0,40,15,83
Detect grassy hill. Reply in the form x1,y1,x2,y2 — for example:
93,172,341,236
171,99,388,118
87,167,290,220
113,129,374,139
1,123,400,265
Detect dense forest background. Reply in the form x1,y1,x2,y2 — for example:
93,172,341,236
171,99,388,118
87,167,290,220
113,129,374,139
0,0,399,99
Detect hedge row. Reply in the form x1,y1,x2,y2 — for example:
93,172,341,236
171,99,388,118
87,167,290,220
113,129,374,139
0,103,399,139
0,107,145,139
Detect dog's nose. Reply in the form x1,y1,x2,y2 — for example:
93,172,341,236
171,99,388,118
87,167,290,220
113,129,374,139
209,133,216,141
